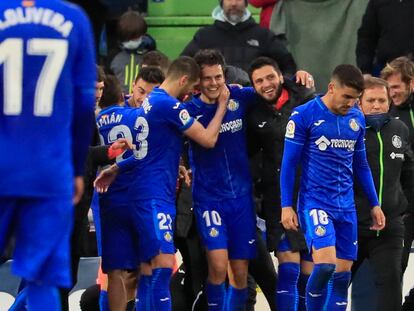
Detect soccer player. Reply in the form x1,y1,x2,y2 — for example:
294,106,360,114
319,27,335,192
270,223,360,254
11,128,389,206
94,56,229,311
96,75,142,311
0,1,96,310
280,64,386,310
183,49,258,311
127,66,165,108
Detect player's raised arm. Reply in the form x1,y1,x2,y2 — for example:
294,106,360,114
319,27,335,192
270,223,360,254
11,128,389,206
183,84,229,148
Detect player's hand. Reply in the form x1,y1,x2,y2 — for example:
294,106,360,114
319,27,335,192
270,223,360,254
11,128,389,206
217,84,230,109
281,207,299,231
73,176,84,205
178,165,192,187
108,138,135,159
295,70,314,88
111,138,134,151
94,164,120,193
370,206,386,231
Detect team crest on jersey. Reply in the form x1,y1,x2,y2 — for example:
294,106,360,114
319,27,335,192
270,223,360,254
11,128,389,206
209,227,219,238
349,118,360,132
179,109,191,125
227,99,239,111
392,135,402,148
285,120,295,138
164,231,173,242
315,225,326,237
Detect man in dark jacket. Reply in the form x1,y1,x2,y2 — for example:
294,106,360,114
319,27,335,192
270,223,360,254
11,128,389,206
356,0,414,75
246,56,315,310
380,57,414,276
181,0,296,76
352,77,414,311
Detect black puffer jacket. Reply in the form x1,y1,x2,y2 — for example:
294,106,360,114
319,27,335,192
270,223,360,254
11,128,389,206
356,0,414,74
181,17,296,75
246,79,314,250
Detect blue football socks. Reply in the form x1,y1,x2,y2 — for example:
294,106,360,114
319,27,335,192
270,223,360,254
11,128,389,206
136,274,152,311
151,268,172,311
276,262,300,311
226,285,248,311
326,271,351,310
305,263,335,311
206,281,227,311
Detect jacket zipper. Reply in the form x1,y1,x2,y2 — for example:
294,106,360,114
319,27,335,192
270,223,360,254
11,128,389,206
376,131,384,237
376,131,384,206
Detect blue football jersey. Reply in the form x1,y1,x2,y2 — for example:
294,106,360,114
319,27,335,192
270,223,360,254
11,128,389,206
96,105,141,204
118,88,195,203
282,96,367,211
0,0,96,197
184,86,257,202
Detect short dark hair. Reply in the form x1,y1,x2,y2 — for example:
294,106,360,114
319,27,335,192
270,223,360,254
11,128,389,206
331,64,364,93
140,50,170,74
380,56,414,85
117,10,147,42
248,56,281,82
96,65,106,83
362,77,391,101
135,66,165,84
100,75,123,109
194,49,226,69
167,56,200,83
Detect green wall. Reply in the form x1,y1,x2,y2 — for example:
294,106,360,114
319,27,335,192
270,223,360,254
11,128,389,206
146,0,259,59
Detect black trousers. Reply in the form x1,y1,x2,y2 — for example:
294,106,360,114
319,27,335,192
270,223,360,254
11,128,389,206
351,232,404,311
402,213,414,274
248,230,278,311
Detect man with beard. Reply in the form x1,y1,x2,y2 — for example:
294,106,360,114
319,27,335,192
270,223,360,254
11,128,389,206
181,0,296,76
247,56,315,310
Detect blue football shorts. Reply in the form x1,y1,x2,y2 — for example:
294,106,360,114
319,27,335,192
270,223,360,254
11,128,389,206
194,194,256,260
298,207,358,260
99,198,140,273
0,196,73,287
131,199,176,262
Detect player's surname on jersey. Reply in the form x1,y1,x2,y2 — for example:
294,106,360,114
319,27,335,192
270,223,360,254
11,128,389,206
0,7,73,37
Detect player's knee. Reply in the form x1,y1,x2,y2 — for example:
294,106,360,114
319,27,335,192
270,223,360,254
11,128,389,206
107,269,125,282
151,253,175,269
335,259,353,272
208,260,228,283
309,263,335,289
140,262,152,275
277,250,300,264
231,271,248,288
